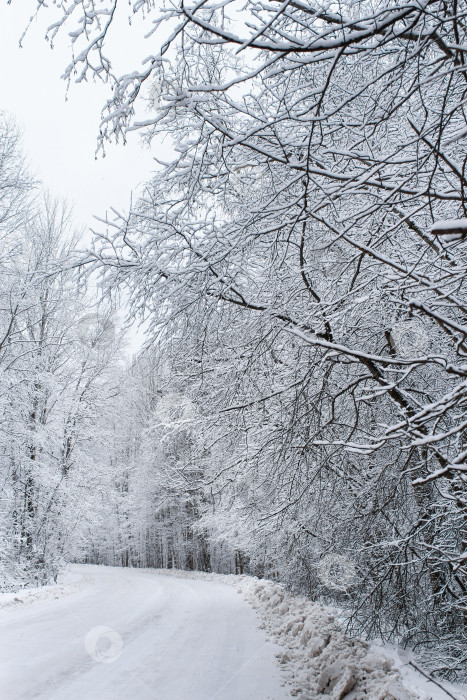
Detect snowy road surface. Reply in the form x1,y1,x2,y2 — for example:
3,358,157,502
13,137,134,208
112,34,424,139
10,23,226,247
0,565,289,700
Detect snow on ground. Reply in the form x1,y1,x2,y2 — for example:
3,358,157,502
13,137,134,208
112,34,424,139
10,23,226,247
150,568,467,700
0,564,288,700
0,568,89,612
1,564,466,700
374,644,467,700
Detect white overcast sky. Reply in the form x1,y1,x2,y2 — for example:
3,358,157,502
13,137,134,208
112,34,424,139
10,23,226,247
0,2,161,234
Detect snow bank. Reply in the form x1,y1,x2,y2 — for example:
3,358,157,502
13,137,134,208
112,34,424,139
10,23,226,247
240,578,414,700
151,568,466,700
0,568,89,612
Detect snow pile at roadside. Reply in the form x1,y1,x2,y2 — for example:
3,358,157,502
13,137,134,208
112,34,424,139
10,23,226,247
240,578,413,700
0,568,89,612
242,581,417,700
243,577,466,700
152,567,466,700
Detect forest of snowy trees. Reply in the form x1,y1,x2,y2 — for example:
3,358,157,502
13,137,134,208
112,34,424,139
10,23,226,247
1,0,466,682
0,122,124,588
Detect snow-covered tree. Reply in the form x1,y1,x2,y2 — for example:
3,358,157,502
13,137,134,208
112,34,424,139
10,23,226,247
0,140,123,586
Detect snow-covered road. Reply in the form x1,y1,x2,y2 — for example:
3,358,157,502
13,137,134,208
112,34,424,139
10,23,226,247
0,565,289,700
